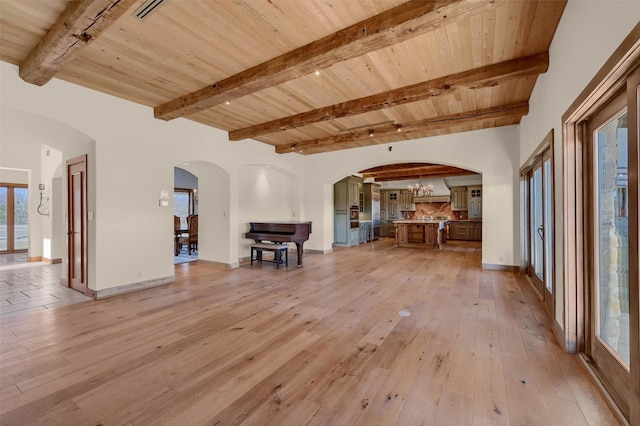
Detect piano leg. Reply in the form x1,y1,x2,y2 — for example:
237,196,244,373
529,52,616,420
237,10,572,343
295,242,304,267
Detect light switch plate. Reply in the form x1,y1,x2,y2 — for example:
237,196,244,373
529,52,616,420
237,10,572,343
159,189,169,199
159,200,169,207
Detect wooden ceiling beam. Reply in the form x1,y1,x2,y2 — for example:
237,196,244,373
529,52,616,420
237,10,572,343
230,52,548,141
19,0,137,86
363,164,458,175
362,166,470,180
276,101,529,154
154,0,502,121
369,170,477,182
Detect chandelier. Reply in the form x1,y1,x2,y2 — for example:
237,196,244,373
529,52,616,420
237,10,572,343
408,179,433,197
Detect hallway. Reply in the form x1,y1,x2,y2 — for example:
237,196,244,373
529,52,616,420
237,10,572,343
0,254,90,320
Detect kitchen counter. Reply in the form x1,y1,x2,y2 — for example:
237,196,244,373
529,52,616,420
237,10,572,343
393,220,447,248
393,219,448,224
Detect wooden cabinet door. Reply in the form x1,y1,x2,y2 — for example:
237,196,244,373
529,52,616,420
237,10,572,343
334,180,348,211
387,191,399,219
399,190,413,210
448,222,457,239
468,186,482,219
349,181,360,206
451,187,468,210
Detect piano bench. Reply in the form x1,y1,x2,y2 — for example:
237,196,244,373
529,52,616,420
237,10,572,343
250,243,289,269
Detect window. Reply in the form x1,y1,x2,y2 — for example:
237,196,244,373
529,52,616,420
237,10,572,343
0,184,29,253
174,188,195,229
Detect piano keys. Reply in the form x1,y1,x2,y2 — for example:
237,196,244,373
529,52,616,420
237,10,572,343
245,221,312,267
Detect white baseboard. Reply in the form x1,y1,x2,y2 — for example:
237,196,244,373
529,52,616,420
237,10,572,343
198,259,239,269
481,263,518,271
94,275,175,299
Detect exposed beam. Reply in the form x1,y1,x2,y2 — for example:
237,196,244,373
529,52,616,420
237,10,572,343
19,0,137,86
369,170,477,182
155,0,502,121
362,165,474,180
275,102,529,154
363,164,455,175
230,52,548,141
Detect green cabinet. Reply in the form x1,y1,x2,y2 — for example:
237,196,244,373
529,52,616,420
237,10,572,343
450,186,468,211
468,186,482,219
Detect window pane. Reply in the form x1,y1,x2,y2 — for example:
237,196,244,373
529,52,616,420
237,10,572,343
174,192,190,229
596,110,629,366
532,167,544,281
13,188,28,250
543,158,554,293
0,187,7,251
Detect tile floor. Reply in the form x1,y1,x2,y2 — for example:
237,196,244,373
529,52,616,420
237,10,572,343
0,254,91,319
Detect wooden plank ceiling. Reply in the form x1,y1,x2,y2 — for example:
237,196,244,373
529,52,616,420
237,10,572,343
0,0,566,170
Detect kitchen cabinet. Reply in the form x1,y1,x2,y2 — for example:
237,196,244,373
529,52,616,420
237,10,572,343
380,190,400,237
469,221,482,240
448,220,482,241
350,227,360,246
334,176,363,246
394,220,446,248
350,181,361,207
450,186,468,211
335,176,362,211
399,189,414,210
468,186,482,219
359,222,367,243
359,221,373,243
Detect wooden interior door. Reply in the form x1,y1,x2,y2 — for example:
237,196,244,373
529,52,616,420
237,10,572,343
67,155,88,295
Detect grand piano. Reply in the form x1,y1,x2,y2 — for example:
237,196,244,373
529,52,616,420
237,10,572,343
245,221,312,267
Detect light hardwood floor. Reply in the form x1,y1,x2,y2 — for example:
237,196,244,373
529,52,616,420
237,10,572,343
0,239,620,425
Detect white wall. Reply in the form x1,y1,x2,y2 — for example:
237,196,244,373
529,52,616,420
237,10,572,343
1,62,305,292
40,144,63,260
238,165,300,258
303,126,521,267
0,107,94,263
519,1,640,327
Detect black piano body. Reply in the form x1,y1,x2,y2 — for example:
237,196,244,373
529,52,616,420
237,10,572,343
245,221,312,267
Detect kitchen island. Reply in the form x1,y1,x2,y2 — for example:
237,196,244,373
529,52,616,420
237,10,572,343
393,219,447,249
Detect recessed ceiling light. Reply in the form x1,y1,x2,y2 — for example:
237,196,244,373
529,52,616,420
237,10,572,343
225,101,230,105
314,70,320,76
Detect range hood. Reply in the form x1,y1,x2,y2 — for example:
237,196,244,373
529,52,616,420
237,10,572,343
413,195,450,203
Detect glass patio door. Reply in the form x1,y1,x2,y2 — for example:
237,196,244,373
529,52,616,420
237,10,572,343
586,88,632,418
526,146,554,313
0,184,29,253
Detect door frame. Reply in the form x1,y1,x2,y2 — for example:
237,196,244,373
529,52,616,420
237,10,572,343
562,24,640,424
66,155,89,296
